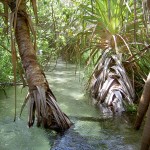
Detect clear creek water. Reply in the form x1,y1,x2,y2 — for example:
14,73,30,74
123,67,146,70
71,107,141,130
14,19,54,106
0,60,142,150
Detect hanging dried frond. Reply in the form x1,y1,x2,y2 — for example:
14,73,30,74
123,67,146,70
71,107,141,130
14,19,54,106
90,49,135,114
31,0,38,24
10,11,17,121
26,86,72,131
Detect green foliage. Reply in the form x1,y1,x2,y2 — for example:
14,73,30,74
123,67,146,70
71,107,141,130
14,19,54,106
0,11,13,82
35,0,83,64
0,49,13,82
74,0,150,96
125,104,137,113
0,0,150,96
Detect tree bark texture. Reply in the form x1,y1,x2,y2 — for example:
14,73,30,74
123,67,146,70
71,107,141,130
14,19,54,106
8,0,72,131
134,73,150,130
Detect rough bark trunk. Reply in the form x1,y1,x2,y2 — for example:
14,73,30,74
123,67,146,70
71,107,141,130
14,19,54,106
134,73,150,130
8,0,72,131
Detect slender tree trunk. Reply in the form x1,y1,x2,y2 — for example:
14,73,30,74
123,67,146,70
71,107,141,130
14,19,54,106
140,103,150,150
8,0,72,131
134,72,150,149
134,73,150,130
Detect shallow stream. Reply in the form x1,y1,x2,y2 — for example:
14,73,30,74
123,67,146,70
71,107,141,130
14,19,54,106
0,60,142,150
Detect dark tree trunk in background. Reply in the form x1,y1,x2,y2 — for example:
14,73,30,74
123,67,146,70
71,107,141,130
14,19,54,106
134,73,150,130
134,73,150,150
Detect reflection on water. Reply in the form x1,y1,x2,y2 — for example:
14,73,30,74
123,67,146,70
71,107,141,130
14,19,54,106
0,60,142,150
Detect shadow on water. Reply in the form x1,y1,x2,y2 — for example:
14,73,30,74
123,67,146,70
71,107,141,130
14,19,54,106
0,59,142,150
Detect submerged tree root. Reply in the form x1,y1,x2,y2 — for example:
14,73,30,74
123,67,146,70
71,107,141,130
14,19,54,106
20,85,72,132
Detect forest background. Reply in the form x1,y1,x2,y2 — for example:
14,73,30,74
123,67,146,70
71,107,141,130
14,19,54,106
0,0,150,130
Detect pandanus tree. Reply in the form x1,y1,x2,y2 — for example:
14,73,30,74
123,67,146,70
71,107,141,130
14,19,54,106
76,0,138,114
85,0,150,148
90,50,135,114
59,0,140,114
66,0,150,114
0,0,72,131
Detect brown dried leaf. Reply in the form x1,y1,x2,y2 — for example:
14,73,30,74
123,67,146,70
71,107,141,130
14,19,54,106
28,96,35,127
47,93,71,128
36,86,46,113
99,77,114,101
105,91,114,106
33,90,41,120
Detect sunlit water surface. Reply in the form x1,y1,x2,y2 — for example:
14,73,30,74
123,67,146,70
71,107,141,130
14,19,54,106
0,60,142,150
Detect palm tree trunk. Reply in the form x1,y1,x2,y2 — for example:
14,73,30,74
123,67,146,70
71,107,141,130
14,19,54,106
8,0,72,131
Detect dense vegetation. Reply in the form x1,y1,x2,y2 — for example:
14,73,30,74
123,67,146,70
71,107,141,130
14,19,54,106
0,0,149,95
0,0,150,149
